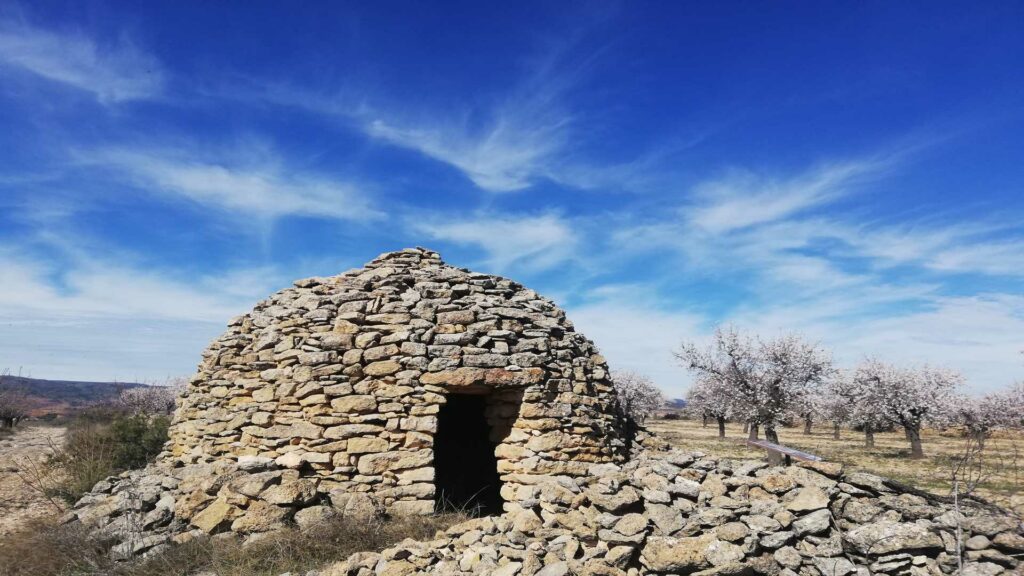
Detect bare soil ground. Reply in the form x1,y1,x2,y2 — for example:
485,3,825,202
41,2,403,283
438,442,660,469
0,425,66,536
649,417,1024,515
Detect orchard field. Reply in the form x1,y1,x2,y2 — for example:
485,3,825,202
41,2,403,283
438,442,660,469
649,416,1024,516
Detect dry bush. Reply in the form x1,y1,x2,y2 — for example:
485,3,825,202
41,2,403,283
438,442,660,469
44,410,170,504
0,513,466,576
0,380,29,429
0,518,113,576
122,512,466,576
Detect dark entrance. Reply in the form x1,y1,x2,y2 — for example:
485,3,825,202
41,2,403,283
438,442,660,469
434,394,503,515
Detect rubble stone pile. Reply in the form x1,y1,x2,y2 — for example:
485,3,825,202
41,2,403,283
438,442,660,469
319,449,1023,576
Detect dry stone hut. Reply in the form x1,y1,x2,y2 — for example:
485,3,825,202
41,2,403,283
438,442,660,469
164,247,630,516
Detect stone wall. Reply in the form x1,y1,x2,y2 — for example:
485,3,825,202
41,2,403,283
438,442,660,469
164,247,628,517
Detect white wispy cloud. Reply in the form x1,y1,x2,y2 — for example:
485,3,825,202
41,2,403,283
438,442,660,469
573,280,1023,397
734,293,1024,395
0,17,163,102
619,154,1024,281
366,107,570,192
243,40,673,194
0,246,283,381
412,212,577,273
685,161,882,233
77,144,383,221
569,288,708,398
598,153,1024,394
259,81,695,196
0,248,272,323
921,238,1024,276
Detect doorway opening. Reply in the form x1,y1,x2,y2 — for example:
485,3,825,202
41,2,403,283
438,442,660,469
434,393,503,515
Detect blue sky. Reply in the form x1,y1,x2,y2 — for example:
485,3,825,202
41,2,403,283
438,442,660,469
1,2,1022,396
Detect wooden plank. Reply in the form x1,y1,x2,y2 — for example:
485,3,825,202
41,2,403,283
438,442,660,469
745,439,823,462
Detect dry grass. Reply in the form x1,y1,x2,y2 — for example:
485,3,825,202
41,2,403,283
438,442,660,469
0,518,112,576
649,417,1024,515
0,512,467,576
121,512,466,576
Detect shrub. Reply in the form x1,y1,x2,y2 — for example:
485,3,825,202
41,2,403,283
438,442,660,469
47,412,170,503
108,414,170,470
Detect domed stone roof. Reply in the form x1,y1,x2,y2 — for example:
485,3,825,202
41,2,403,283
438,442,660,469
166,247,629,515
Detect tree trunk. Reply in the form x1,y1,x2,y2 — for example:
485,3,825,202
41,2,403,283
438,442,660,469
832,421,841,440
702,415,708,428
803,416,813,435
974,431,986,450
864,425,875,448
742,422,749,434
765,426,783,465
748,423,759,440
905,427,913,442
717,416,726,438
907,425,925,459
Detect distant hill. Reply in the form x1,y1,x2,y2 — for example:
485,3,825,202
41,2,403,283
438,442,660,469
0,375,151,417
665,398,688,409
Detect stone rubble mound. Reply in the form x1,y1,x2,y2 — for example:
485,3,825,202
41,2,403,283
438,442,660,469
314,449,1022,576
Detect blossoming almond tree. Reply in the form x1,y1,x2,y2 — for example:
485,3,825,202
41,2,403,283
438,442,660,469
817,370,861,440
793,383,829,436
685,376,735,438
856,358,961,459
611,370,664,425
847,369,892,448
956,384,1024,448
116,377,184,416
677,326,832,463
1007,382,1024,428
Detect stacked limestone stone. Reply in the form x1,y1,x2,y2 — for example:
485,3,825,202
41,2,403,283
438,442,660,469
318,448,1024,576
165,247,628,517
68,248,631,554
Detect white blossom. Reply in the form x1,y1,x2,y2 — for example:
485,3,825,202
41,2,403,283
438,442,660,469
957,383,1024,446
855,359,961,458
676,326,832,452
116,377,184,416
612,370,664,425
685,376,735,437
